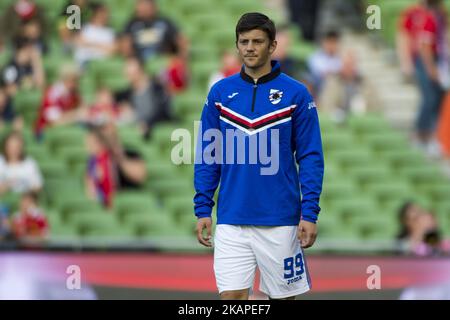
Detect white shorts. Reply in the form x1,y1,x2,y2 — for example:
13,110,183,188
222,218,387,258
213,224,311,299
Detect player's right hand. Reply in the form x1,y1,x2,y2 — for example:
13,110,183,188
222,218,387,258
196,217,213,247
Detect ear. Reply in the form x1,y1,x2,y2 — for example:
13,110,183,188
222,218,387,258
269,40,277,54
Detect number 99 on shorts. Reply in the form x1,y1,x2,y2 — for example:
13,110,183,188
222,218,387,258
284,253,304,285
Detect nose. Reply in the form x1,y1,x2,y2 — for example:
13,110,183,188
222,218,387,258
246,41,255,52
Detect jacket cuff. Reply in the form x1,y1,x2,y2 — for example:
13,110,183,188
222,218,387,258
195,212,212,219
301,213,318,224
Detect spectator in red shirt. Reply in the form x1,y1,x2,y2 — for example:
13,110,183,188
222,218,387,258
0,0,47,44
397,2,428,78
163,52,188,94
34,64,81,138
398,0,447,154
208,49,241,90
85,127,116,208
78,87,131,127
11,191,48,241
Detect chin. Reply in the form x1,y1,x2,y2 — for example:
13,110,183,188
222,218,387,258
244,60,261,69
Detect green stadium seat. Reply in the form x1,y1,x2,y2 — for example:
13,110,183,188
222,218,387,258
366,182,413,211
321,180,358,204
351,215,398,240
400,166,445,185
39,161,69,180
164,195,194,223
379,149,427,170
348,113,391,135
46,126,86,153
44,178,84,207
0,192,21,213
172,91,205,117
330,149,373,171
348,166,392,189
57,146,88,174
190,60,220,90
331,198,380,224
124,211,174,237
362,132,410,153
152,178,194,199
58,197,104,222
114,192,160,220
322,131,355,152
68,210,121,237
151,122,184,152
418,183,450,202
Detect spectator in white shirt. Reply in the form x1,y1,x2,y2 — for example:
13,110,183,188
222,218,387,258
0,131,43,194
307,31,377,120
308,30,343,95
74,2,116,68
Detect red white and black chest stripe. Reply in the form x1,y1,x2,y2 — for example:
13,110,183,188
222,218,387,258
215,102,297,135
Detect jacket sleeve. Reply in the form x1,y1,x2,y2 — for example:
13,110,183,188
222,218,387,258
193,85,221,219
292,87,324,224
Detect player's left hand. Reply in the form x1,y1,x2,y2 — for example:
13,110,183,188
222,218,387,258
298,220,317,249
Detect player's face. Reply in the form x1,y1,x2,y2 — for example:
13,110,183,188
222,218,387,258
236,29,276,69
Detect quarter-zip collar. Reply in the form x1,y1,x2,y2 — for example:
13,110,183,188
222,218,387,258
240,60,281,85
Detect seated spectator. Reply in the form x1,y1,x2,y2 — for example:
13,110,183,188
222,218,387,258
162,46,189,94
58,0,92,54
0,0,47,43
2,37,45,94
396,201,450,256
116,32,135,58
116,56,172,139
0,85,23,131
100,122,147,190
272,24,303,79
85,127,116,208
0,131,43,195
308,30,377,121
208,49,241,90
11,191,48,241
80,88,125,126
308,31,344,96
34,64,82,138
74,2,116,68
123,0,188,62
20,18,47,54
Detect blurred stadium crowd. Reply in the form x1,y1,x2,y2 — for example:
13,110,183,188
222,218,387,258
0,0,449,257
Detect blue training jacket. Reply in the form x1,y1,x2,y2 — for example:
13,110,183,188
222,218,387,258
194,60,324,226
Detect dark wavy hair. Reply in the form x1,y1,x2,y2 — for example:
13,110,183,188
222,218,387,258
235,12,276,43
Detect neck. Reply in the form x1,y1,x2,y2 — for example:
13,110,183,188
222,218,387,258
244,60,272,82
8,157,20,164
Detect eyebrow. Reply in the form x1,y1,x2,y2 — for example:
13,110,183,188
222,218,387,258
238,38,266,41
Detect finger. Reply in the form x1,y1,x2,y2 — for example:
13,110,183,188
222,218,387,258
297,226,304,241
197,223,212,247
301,236,311,248
302,232,316,248
205,222,212,241
199,237,212,247
196,224,205,244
